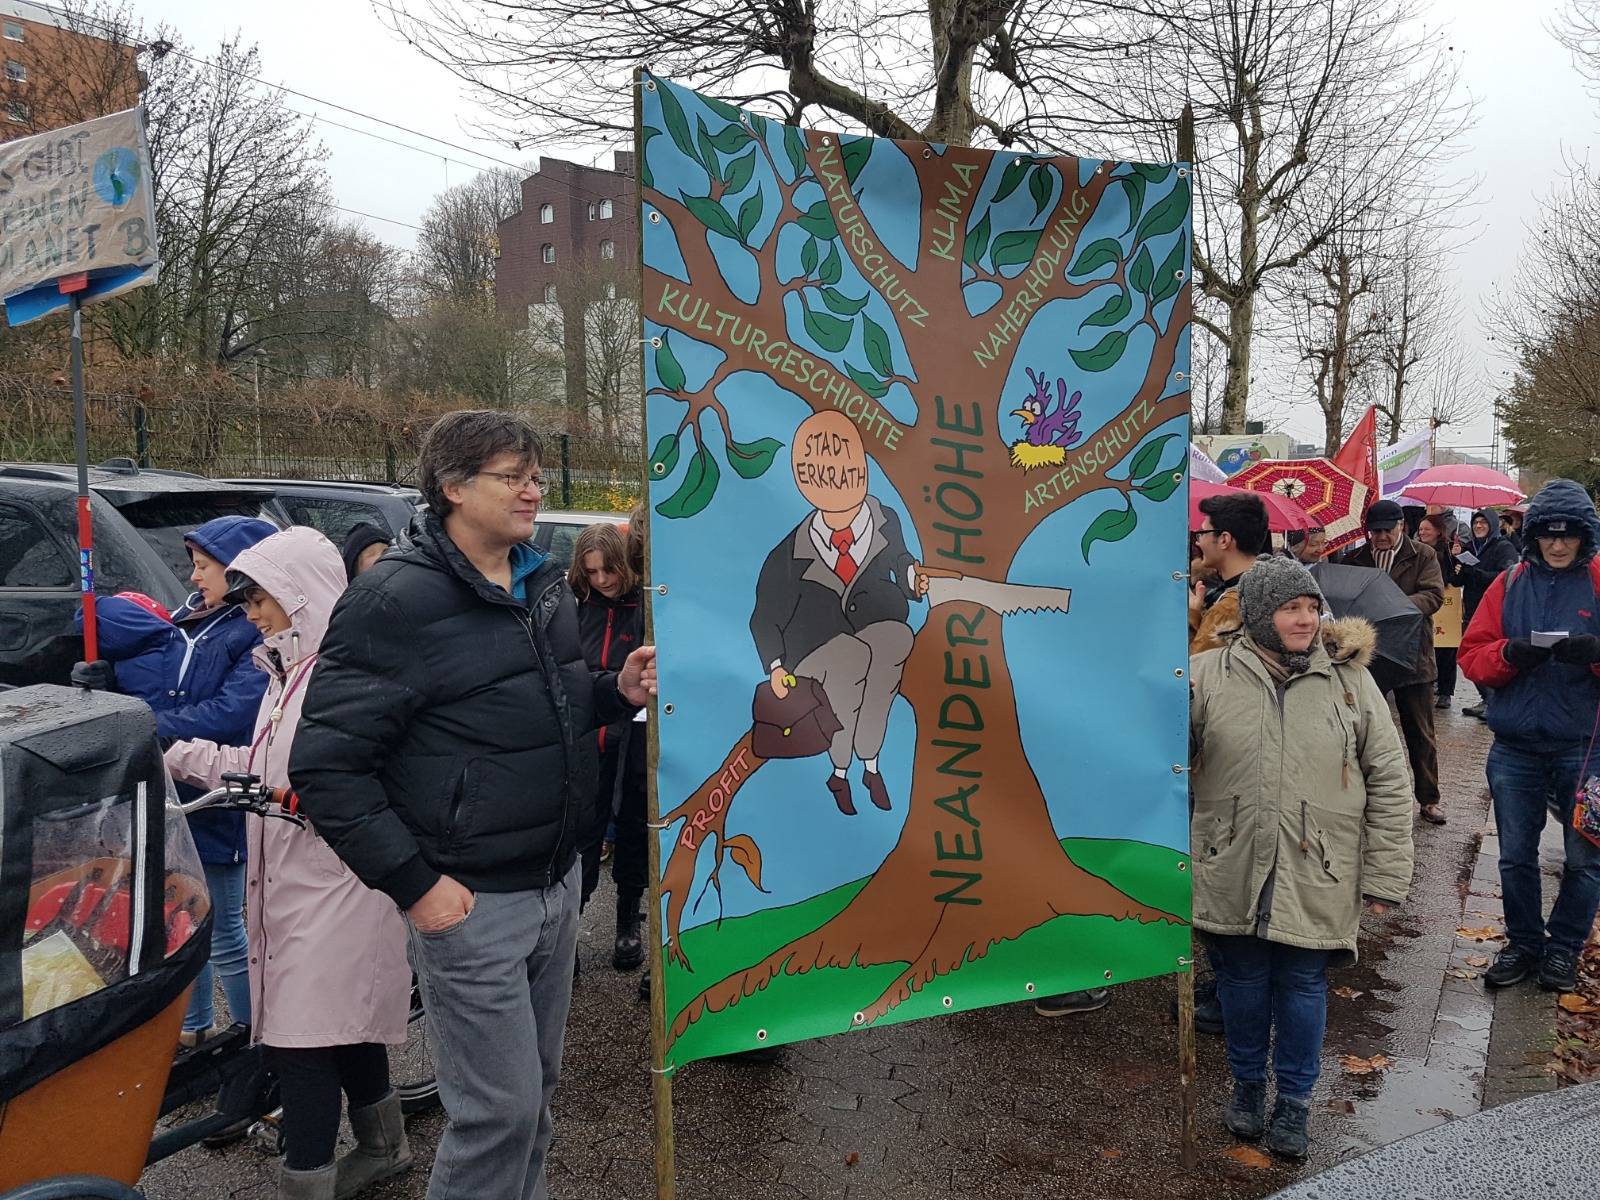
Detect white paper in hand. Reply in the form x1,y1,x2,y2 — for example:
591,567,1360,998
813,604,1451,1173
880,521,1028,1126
1455,550,1480,566
1532,631,1569,649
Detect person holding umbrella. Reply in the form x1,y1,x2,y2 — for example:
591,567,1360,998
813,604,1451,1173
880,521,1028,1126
1338,500,1447,825
1459,480,1600,994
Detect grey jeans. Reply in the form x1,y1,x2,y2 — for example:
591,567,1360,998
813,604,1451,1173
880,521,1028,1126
794,620,914,770
407,861,580,1200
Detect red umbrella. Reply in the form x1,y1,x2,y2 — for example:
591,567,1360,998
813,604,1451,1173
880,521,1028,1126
1229,458,1369,550
1399,465,1525,509
1191,479,1314,533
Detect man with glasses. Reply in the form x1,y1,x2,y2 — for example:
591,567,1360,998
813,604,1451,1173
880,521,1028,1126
1461,479,1600,995
291,410,657,1200
1189,492,1269,648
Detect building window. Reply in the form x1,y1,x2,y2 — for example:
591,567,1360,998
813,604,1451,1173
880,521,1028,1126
599,198,613,220
3,22,22,42
599,239,614,260
604,281,617,300
539,203,554,224
5,100,28,124
541,243,555,264
543,284,557,304
5,60,23,82
587,203,596,221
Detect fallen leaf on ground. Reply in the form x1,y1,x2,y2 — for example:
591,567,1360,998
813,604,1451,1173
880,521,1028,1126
1558,994,1600,1014
1223,1145,1273,1169
1331,986,1364,1000
1465,955,1490,968
1325,1098,1355,1114
1445,967,1479,981
1457,926,1506,942
844,1151,860,1167
1097,1148,1123,1163
1340,1053,1393,1075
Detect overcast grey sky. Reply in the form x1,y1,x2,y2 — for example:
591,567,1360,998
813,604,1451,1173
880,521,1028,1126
126,0,1593,458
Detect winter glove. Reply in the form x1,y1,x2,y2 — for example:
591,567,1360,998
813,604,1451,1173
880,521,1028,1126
1552,635,1600,666
70,660,115,691
1502,639,1552,671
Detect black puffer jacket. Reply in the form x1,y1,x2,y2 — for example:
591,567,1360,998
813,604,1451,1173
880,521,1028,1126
289,513,633,908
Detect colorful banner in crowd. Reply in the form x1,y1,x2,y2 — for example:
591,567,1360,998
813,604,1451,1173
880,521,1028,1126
639,74,1193,1066
1192,433,1293,477
1379,427,1433,500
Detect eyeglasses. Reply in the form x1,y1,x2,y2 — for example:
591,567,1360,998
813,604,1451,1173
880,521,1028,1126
1195,528,1221,539
478,470,547,496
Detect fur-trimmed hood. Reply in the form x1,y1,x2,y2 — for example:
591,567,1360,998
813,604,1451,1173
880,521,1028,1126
1190,588,1376,669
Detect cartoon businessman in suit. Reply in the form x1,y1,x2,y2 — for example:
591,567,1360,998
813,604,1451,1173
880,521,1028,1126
750,410,929,815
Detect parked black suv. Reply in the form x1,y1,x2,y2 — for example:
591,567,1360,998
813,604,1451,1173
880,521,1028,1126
0,462,287,686
219,479,421,542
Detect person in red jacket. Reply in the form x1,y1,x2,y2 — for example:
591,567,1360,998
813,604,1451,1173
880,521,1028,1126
1460,479,1600,994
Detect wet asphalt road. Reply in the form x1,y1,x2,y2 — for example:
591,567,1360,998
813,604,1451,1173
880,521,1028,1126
138,696,1502,1200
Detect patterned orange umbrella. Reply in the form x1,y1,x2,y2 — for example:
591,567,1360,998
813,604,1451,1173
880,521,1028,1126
1229,458,1370,552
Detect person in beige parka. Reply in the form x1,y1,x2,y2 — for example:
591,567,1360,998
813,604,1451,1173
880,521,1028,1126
1189,555,1415,1161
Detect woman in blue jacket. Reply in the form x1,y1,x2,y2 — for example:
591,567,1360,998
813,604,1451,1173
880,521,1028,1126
167,515,279,1043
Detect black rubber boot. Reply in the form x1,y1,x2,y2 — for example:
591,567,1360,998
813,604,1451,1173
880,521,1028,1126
1223,1078,1267,1140
614,890,644,971
1265,1095,1311,1160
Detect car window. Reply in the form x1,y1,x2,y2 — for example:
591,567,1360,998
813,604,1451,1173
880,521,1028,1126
113,495,280,587
0,501,72,587
540,522,583,570
279,495,390,542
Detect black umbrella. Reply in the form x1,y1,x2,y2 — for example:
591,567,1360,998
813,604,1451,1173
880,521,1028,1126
1308,562,1425,680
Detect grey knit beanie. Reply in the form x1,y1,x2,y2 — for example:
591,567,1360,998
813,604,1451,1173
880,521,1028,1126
1239,556,1324,661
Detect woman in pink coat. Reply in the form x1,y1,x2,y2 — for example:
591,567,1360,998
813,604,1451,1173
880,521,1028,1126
166,526,412,1200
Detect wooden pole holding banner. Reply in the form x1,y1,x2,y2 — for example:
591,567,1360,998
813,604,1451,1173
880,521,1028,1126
636,62,678,1200
1175,99,1200,1174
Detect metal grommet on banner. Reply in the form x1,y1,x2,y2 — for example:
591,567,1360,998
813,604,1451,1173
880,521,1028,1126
1025,982,1036,994
656,583,669,595
1177,862,1188,872
1177,166,1189,177
648,210,661,224
922,147,932,158
663,703,675,715
1174,371,1186,381
1174,270,1185,281
852,1011,866,1025
820,136,832,146
1171,763,1189,775
647,336,662,349
756,1029,769,1041
1173,668,1184,678
1103,969,1113,981
941,996,953,1008
1172,571,1188,582
653,462,667,476
644,79,657,92
1177,956,1194,967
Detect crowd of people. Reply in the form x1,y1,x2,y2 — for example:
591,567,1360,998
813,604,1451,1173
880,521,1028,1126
73,408,1600,1192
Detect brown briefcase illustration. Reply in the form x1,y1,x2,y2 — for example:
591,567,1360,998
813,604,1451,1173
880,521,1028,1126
750,675,842,760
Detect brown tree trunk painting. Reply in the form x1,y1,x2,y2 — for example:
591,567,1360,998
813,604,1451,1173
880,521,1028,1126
640,75,1192,1058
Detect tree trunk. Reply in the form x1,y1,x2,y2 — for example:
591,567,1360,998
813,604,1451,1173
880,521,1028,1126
1222,291,1254,434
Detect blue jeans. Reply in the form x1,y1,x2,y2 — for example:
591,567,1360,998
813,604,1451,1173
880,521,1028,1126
1206,934,1331,1101
185,860,252,1033
1488,741,1600,957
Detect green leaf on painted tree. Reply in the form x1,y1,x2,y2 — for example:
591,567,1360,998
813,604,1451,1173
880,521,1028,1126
640,127,660,190
1132,163,1171,183
797,201,837,240
1070,328,1130,373
821,287,869,316
648,433,681,478
657,84,698,165
723,148,757,194
737,192,763,242
818,241,842,286
1148,233,1188,305
800,237,818,276
803,305,853,353
706,122,749,154
695,119,719,179
685,194,742,243
861,315,893,377
841,137,871,184
1129,433,1179,481
656,444,721,519
991,228,1041,268
1138,469,1184,503
1081,286,1131,329
1136,177,1189,244
1119,174,1146,235
1129,244,1154,294
1028,165,1053,218
993,158,1029,204
963,211,992,267
704,95,742,124
1081,502,1138,562
654,334,686,393
1070,236,1122,277
846,364,889,398
726,436,784,480
783,126,808,181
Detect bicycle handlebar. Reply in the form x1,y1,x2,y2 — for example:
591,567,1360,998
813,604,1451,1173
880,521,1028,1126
176,774,305,826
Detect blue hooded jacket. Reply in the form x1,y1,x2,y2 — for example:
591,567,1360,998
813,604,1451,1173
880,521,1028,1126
1463,480,1600,749
165,515,278,862
80,596,185,711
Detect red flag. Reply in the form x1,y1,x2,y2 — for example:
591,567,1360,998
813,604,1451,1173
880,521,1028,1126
1333,406,1379,515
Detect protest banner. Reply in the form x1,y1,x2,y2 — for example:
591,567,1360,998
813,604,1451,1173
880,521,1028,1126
1436,585,1463,650
638,73,1193,1093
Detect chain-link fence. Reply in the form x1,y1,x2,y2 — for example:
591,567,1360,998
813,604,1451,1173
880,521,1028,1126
0,378,643,511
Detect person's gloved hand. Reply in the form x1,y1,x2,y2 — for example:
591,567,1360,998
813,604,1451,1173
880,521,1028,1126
1552,634,1600,665
1503,639,1553,671
70,660,115,691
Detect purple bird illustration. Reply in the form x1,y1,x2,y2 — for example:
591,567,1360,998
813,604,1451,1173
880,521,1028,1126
1012,369,1084,449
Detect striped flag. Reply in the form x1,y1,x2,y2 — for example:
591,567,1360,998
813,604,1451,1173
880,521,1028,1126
1379,427,1433,499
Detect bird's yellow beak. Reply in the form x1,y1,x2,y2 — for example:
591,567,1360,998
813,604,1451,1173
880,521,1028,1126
1011,408,1034,426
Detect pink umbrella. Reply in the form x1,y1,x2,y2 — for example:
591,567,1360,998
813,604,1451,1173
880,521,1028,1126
1191,479,1314,533
1399,465,1525,509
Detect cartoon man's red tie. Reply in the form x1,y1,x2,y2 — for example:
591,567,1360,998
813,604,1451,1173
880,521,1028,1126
830,528,857,584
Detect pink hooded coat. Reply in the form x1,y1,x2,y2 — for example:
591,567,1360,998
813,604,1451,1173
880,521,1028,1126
166,526,410,1048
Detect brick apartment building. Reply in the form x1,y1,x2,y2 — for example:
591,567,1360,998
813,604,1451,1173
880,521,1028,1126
0,0,142,141
496,151,636,321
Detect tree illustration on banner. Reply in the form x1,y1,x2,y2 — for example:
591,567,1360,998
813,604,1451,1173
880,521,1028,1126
641,73,1193,1066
